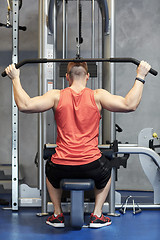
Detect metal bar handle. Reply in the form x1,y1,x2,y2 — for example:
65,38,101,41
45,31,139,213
1,57,158,77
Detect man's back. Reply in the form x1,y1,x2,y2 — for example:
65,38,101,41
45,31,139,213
51,87,102,165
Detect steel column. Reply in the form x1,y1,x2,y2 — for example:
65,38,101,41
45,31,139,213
38,0,48,216
110,0,116,142
76,0,80,57
38,0,43,197
62,0,67,89
108,0,118,216
91,0,95,90
91,0,95,58
12,0,19,211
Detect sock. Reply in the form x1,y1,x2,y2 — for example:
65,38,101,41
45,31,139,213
93,213,101,218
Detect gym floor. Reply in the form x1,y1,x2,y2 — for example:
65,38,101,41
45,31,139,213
0,194,160,240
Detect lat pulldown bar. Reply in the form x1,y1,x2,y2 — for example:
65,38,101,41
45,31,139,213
1,57,158,77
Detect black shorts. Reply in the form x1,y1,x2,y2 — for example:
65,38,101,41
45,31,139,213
45,154,111,190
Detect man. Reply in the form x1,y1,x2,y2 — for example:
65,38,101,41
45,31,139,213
5,60,151,228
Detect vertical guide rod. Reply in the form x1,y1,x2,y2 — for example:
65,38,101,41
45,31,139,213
53,0,57,139
40,0,48,215
108,0,120,217
91,0,95,90
38,0,43,199
62,0,66,89
38,0,57,216
66,1,68,60
110,0,116,141
12,0,19,211
76,0,80,57
91,0,95,58
98,8,102,145
53,0,57,90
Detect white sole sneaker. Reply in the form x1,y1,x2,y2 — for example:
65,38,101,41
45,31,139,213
46,221,65,228
89,221,112,228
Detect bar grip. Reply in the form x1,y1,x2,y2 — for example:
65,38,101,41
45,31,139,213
1,71,7,78
1,63,20,77
130,58,158,76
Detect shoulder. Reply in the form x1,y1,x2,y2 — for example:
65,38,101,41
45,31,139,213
51,89,61,101
93,89,102,103
45,89,60,99
93,89,110,99
40,89,60,102
93,89,112,110
50,88,72,100
45,89,60,94
93,89,106,112
94,88,109,94
44,89,60,111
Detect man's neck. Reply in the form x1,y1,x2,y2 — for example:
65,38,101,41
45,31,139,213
69,79,87,93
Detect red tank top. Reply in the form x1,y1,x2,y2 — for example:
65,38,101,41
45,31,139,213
51,87,102,165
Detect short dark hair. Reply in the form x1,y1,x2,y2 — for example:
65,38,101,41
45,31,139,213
67,62,88,75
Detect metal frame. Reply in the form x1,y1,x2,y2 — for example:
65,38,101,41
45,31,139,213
38,0,55,216
108,0,117,216
10,0,159,214
91,0,95,90
38,0,48,215
62,0,68,89
12,0,19,211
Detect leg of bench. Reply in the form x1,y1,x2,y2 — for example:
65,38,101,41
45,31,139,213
70,190,84,228
60,179,94,228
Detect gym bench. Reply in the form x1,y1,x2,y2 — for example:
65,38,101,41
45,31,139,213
60,178,95,228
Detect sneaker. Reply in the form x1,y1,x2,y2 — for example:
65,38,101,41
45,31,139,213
89,213,112,228
46,213,65,228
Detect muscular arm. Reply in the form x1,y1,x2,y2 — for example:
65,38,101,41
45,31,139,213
5,64,59,113
96,61,151,113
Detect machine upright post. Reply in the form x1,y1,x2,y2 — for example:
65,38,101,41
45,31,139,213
110,0,116,142
12,0,19,211
53,0,57,90
62,0,67,89
91,0,95,90
108,0,119,216
38,0,48,216
53,0,57,141
38,0,58,216
38,0,43,199
76,0,80,57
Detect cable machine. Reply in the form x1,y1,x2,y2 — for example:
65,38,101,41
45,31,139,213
37,0,116,215
7,0,159,217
